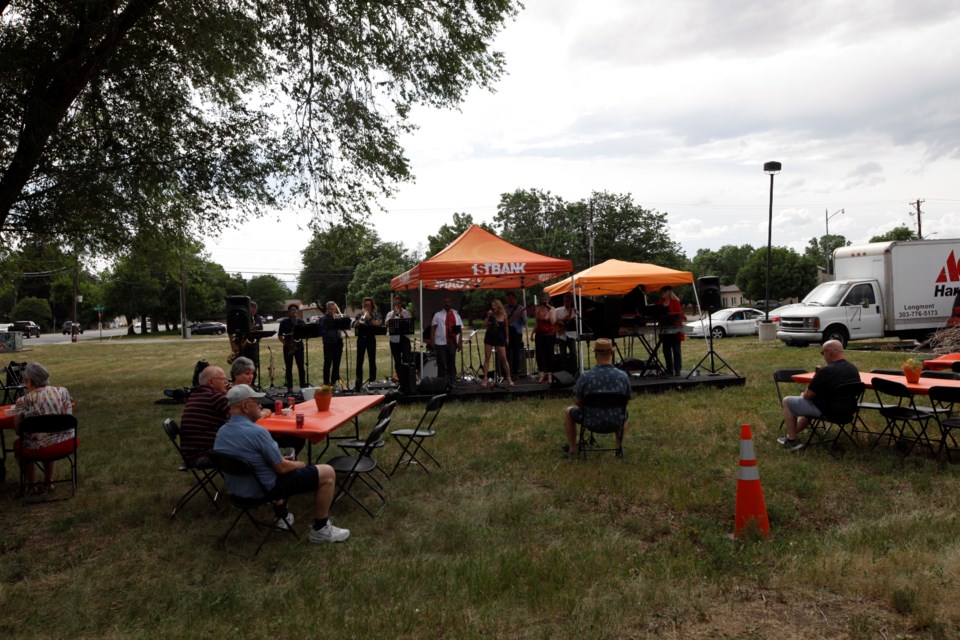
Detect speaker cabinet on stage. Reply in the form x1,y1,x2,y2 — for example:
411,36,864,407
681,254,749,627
226,295,252,335
698,276,722,312
551,371,576,388
417,377,449,394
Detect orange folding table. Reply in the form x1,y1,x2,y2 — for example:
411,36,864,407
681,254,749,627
922,353,960,372
791,371,960,395
257,395,384,462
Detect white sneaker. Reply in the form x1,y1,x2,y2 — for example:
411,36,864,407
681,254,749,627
309,522,350,543
275,513,295,531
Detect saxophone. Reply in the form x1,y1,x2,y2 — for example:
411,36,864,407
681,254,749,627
227,333,251,364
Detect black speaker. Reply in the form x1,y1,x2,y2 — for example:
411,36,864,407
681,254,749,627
417,376,449,394
600,298,623,339
551,371,576,388
399,362,418,394
226,295,252,335
698,276,721,312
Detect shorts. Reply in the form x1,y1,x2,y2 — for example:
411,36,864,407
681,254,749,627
786,396,822,418
266,465,320,501
569,406,629,424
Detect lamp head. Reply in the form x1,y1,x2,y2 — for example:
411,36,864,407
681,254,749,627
763,161,782,174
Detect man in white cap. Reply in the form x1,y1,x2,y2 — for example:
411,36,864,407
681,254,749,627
213,384,349,543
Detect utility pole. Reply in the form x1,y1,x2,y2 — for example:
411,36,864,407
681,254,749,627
909,199,924,239
587,198,595,267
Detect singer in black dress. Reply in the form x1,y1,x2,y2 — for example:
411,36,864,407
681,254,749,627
481,299,513,387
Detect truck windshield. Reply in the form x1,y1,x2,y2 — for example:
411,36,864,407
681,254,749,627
802,282,847,306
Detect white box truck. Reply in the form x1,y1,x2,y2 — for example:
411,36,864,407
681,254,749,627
776,239,960,347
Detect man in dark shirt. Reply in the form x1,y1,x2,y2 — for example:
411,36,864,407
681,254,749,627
780,339,860,451
278,303,306,390
179,365,230,465
561,338,632,456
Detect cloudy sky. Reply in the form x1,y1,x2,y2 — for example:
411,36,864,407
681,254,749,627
207,0,960,290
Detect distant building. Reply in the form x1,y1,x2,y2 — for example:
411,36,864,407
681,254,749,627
720,284,747,308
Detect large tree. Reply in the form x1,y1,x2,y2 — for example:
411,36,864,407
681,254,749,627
425,212,494,258
297,221,388,308
246,275,291,319
869,225,919,242
691,245,755,284
495,188,685,271
735,247,818,302
0,1,521,251
804,234,850,273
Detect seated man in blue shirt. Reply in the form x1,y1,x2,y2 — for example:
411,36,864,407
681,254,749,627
562,338,632,456
214,385,349,544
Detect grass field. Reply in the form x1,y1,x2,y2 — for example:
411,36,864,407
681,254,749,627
1,336,959,639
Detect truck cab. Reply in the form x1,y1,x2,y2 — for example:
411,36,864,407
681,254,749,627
776,279,884,347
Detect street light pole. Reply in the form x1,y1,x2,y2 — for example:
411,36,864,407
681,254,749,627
825,208,843,237
763,161,782,323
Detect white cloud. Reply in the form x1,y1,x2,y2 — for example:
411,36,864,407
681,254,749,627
206,0,960,281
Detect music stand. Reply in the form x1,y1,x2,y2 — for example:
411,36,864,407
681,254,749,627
293,323,322,387
687,313,739,378
243,329,276,389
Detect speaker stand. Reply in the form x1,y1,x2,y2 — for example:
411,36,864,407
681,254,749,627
687,313,740,378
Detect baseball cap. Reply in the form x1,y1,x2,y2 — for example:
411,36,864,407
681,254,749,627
226,384,266,405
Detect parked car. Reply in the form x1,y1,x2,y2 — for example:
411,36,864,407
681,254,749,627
62,321,84,335
7,320,41,337
685,307,764,338
755,304,803,328
189,321,227,335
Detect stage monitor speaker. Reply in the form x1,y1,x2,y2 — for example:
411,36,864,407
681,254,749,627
226,295,252,335
698,276,722,312
417,376,449,394
551,371,576,388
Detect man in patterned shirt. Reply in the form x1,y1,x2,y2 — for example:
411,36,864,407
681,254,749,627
561,338,631,456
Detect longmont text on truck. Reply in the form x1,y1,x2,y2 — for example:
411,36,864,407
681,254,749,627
776,238,960,347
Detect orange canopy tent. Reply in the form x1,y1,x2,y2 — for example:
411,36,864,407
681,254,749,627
543,259,694,297
391,224,573,291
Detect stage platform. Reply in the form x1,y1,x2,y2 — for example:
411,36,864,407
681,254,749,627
261,370,745,406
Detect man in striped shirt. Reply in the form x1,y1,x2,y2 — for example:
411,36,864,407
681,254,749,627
179,366,230,465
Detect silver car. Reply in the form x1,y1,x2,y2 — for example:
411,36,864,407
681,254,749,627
685,307,764,338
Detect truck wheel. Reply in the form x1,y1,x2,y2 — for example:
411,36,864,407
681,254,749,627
821,326,848,347
711,326,726,339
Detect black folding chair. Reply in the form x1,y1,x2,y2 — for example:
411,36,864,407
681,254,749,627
870,377,936,456
337,400,397,454
773,369,808,432
2,362,27,405
327,417,392,517
928,386,960,463
18,414,78,505
209,451,298,557
804,381,865,450
162,419,221,518
577,392,629,458
389,394,446,476
856,369,906,436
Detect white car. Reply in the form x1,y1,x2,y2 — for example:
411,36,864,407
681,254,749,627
685,307,765,338
755,303,804,328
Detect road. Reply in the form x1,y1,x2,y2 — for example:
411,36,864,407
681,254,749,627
14,322,281,346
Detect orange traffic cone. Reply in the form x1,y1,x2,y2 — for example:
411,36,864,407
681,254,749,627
734,423,770,539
